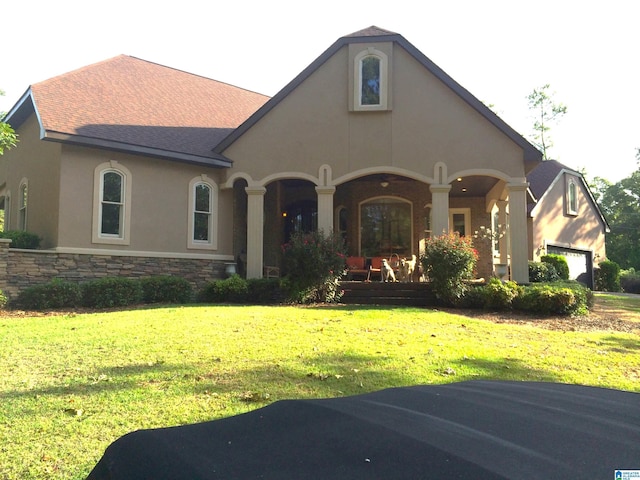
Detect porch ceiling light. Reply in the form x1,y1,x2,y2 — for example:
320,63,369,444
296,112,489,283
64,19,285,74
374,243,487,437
380,181,389,188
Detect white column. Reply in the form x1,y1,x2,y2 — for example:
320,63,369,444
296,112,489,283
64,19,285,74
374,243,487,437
245,186,266,279
315,186,336,235
507,182,529,283
430,184,451,236
497,200,508,265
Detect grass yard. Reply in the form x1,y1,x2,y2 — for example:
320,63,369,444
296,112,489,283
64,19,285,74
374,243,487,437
1,301,639,479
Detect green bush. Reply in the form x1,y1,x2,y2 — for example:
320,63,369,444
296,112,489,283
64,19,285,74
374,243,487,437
0,289,8,309
281,230,346,303
479,278,522,310
247,278,283,304
81,277,143,309
541,254,569,280
140,275,193,304
620,268,640,294
594,260,621,292
513,281,592,316
198,275,249,303
16,278,82,310
528,261,559,283
420,233,478,306
0,230,40,249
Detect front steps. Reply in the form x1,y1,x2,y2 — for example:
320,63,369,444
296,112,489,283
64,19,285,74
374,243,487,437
339,281,435,306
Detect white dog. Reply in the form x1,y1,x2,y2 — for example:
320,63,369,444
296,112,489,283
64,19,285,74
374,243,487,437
398,254,417,282
380,258,397,282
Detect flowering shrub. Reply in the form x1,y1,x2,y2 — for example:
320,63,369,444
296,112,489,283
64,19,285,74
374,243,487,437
420,233,478,306
281,230,347,303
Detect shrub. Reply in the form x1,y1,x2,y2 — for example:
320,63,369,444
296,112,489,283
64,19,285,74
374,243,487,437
513,281,592,316
528,261,559,283
479,278,522,310
541,254,569,280
281,230,346,303
16,278,82,310
420,233,477,306
620,268,640,294
140,275,193,304
198,275,249,303
0,230,41,249
81,277,143,309
247,278,283,305
594,260,621,292
0,290,6,309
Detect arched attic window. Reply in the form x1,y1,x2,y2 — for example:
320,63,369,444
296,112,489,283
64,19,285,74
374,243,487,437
354,48,389,111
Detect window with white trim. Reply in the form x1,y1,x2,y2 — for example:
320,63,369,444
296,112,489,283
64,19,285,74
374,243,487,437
18,180,27,231
354,48,389,111
567,178,578,215
188,175,218,250
449,208,471,237
92,161,132,245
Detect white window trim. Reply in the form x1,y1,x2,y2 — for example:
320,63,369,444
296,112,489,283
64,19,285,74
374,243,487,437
188,175,218,250
354,48,389,111
449,208,471,237
92,161,132,245
566,178,578,216
18,178,28,231
3,191,11,231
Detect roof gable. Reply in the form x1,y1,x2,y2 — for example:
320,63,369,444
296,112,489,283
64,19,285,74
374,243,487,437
7,55,269,166
215,26,542,167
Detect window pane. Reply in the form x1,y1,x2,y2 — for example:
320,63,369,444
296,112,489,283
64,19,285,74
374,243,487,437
20,185,27,208
452,213,466,236
360,199,411,257
101,203,121,235
103,172,122,203
361,56,380,105
195,184,210,213
194,212,209,241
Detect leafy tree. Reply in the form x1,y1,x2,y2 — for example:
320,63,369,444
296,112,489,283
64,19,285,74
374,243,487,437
526,84,567,160
0,88,18,154
597,150,640,270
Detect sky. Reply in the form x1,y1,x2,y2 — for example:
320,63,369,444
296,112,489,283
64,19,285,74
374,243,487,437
2,0,638,183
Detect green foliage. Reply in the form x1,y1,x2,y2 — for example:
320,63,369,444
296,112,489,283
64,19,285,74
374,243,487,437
0,230,41,249
0,88,19,155
526,83,567,160
478,278,523,310
420,233,478,306
594,260,621,292
620,268,640,294
281,230,347,303
541,254,569,280
140,275,193,304
198,274,249,303
246,278,284,304
529,261,560,283
15,278,82,310
513,281,593,316
81,277,143,309
0,289,7,309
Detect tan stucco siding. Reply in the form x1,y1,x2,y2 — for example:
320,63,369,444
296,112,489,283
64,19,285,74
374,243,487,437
531,173,606,260
57,146,233,256
0,115,61,248
223,42,527,184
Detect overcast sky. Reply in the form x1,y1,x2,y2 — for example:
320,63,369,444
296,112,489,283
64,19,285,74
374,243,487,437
2,0,638,182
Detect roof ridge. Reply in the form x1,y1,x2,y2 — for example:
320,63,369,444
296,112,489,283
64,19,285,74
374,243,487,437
343,26,399,38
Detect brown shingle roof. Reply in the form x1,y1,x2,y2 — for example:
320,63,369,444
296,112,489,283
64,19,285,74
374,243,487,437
29,55,269,163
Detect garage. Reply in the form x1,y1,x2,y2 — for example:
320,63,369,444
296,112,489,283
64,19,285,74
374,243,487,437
547,245,593,289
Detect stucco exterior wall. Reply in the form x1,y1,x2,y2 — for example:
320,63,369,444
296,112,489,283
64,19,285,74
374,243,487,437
530,172,606,261
56,145,234,257
222,42,527,185
1,115,61,247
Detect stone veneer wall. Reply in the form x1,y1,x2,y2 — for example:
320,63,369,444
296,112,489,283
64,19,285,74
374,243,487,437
0,240,228,300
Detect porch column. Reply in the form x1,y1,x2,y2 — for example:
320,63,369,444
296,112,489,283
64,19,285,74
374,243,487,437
245,186,266,279
315,186,336,235
497,200,508,265
430,184,451,236
507,182,529,283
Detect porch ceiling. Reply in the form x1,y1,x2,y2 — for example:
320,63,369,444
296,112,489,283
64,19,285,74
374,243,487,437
450,176,499,197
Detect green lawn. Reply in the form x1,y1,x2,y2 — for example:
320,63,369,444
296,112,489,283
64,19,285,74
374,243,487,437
1,303,639,479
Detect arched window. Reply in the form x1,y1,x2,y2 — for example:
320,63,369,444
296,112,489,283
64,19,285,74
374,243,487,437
567,179,578,215
18,180,28,231
92,161,132,245
188,175,218,249
353,48,389,111
360,197,412,257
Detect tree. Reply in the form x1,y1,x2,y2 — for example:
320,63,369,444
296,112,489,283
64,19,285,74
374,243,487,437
596,149,640,270
0,88,18,154
526,84,567,160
